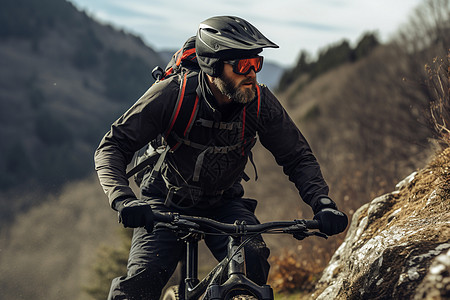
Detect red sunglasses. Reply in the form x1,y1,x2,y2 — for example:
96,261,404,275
225,56,264,75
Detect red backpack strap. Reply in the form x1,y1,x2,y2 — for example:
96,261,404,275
161,36,198,80
164,71,200,151
175,47,196,66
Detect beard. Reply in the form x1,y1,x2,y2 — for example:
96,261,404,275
213,73,256,104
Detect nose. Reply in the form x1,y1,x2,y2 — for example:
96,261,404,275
247,68,256,78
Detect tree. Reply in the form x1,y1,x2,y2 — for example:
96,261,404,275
354,32,380,60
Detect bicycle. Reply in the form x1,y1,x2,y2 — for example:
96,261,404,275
152,212,328,300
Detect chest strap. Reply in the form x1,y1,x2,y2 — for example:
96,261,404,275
147,145,170,184
195,118,242,130
164,183,225,209
171,132,245,182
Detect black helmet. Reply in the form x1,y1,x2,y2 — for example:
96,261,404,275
196,16,279,76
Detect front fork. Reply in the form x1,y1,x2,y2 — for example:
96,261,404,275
206,227,274,300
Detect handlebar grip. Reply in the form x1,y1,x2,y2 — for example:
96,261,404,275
305,219,321,230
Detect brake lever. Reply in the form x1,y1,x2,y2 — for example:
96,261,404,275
175,219,201,229
284,224,307,233
284,224,328,240
155,223,179,231
155,219,200,230
312,231,328,239
155,222,204,240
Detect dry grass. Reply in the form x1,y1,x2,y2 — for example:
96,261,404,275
396,147,450,222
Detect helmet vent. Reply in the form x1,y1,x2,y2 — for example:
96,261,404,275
204,27,220,34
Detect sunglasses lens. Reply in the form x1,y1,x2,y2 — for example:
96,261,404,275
235,57,263,75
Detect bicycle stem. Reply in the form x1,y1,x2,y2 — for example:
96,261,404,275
228,235,246,277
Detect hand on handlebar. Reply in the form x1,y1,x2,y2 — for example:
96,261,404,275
114,198,154,233
313,208,348,236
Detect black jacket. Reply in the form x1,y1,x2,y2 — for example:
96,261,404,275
94,71,329,210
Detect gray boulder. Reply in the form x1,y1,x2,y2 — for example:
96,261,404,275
312,148,450,299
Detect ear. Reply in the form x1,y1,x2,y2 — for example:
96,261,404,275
197,56,222,77
206,73,215,84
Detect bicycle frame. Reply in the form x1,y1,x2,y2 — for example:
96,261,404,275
156,213,324,300
181,232,274,300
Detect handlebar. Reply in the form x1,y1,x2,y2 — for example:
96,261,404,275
153,212,322,236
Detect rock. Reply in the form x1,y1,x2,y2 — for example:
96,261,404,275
311,148,450,299
414,249,450,299
395,171,418,190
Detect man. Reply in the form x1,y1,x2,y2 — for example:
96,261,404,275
95,16,348,300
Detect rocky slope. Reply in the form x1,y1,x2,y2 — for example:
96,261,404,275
311,147,450,299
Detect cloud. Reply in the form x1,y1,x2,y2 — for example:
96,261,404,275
70,0,423,66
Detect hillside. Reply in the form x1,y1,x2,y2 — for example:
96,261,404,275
0,0,164,190
273,0,449,223
0,0,165,223
0,175,122,300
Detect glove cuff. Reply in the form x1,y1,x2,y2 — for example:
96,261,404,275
112,197,136,212
312,196,337,214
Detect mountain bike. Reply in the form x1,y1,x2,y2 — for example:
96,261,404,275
152,212,327,300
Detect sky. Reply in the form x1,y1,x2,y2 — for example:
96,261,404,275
69,0,423,67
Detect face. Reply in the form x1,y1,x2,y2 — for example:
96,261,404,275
213,63,257,104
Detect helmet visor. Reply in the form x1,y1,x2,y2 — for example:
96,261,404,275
225,56,263,75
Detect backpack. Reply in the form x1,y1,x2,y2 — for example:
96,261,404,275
126,36,261,189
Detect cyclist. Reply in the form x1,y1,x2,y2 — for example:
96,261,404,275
94,16,348,300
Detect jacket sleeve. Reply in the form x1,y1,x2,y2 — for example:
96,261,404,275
257,87,329,210
94,79,178,207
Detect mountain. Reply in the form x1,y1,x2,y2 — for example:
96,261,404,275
0,0,165,190
259,60,285,90
0,0,166,223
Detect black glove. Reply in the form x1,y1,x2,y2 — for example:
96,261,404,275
312,197,348,236
314,208,348,236
114,198,154,233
